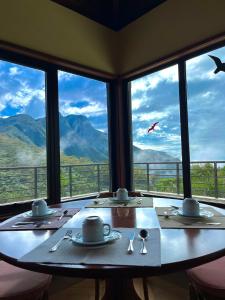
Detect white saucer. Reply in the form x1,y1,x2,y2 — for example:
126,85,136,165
23,209,57,218
172,209,214,218
72,230,121,247
111,197,135,203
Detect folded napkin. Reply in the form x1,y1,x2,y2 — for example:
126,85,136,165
0,208,80,231
19,227,161,267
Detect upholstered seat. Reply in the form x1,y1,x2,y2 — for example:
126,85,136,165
0,261,52,300
186,256,225,299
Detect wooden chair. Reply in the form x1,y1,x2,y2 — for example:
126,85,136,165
186,256,225,300
0,261,52,300
97,191,144,198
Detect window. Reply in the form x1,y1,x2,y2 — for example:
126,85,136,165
131,65,183,196
58,71,109,199
186,45,225,199
0,60,46,204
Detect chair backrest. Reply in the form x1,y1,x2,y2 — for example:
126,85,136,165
97,191,143,198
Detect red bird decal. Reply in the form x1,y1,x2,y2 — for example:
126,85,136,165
147,122,159,133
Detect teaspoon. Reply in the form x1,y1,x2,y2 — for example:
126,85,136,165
139,229,148,255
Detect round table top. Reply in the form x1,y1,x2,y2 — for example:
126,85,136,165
0,197,225,279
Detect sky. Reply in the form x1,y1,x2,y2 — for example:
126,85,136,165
0,45,225,161
131,45,225,161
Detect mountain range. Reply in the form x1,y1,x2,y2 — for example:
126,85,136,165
0,114,179,165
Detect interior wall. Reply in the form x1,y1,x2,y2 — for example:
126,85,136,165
118,0,225,75
0,0,117,75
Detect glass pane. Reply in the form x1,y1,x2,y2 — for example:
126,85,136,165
131,65,183,196
58,71,109,199
186,46,225,199
0,61,46,204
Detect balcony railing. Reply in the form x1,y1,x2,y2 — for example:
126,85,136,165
0,161,225,204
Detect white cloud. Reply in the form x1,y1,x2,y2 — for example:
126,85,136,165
0,80,45,112
60,98,106,117
58,71,76,81
133,110,169,122
131,65,178,95
9,67,21,76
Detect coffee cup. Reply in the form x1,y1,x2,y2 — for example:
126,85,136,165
116,188,128,201
182,198,200,217
32,199,48,216
82,216,111,243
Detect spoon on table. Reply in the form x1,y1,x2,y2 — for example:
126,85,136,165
58,209,68,220
139,229,148,255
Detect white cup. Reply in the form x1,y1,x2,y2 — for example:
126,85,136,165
82,216,111,243
116,188,128,201
32,199,48,216
182,198,200,217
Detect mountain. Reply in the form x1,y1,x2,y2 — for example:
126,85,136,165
0,114,179,165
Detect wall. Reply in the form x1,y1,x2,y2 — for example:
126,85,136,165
118,0,225,75
0,0,117,74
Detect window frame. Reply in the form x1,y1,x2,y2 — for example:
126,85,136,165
124,40,225,199
0,47,114,214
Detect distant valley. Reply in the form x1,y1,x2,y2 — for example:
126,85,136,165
0,114,179,167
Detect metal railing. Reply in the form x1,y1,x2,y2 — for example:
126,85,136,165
0,161,225,204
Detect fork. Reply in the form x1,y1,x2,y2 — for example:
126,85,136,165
49,230,72,252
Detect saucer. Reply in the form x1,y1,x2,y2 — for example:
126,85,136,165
72,230,121,247
111,197,135,204
172,209,214,218
23,209,57,218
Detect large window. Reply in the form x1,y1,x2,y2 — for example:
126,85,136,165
0,60,46,204
186,46,225,199
58,71,109,199
131,65,183,196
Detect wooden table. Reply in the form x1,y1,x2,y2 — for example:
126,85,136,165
0,197,225,300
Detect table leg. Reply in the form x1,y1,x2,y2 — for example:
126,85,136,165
102,278,142,300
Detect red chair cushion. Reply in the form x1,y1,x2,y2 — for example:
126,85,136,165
187,256,225,297
0,261,52,300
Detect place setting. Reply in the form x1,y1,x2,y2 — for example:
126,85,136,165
86,188,153,208
19,214,161,267
0,199,80,231
155,198,225,228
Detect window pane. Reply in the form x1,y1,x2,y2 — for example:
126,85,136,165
0,61,46,204
186,46,225,199
58,71,109,199
131,65,183,196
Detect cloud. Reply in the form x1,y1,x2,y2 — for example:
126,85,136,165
60,97,106,117
131,65,178,95
9,67,21,76
58,71,76,81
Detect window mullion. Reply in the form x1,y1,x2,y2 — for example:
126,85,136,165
178,61,192,198
46,66,61,204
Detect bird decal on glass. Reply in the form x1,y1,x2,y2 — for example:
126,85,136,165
147,122,159,134
208,55,225,74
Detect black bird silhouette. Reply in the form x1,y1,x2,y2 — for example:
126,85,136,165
209,55,225,74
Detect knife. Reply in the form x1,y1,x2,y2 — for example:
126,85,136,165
127,232,135,254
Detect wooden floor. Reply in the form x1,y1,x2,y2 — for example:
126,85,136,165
49,272,189,300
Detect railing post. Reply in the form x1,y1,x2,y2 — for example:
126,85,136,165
69,166,72,197
97,164,100,192
34,167,38,199
214,162,218,198
176,163,180,195
147,163,150,191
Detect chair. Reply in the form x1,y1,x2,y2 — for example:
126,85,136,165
97,191,143,198
0,261,52,300
186,256,225,300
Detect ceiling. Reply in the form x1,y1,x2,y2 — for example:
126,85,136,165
52,0,166,31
